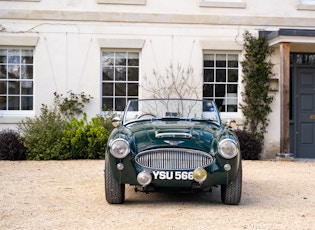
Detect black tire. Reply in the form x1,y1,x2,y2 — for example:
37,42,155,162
221,160,242,205
104,156,125,204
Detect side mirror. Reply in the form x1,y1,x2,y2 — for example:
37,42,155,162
112,117,121,128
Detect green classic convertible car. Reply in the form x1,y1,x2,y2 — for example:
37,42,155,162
104,98,242,205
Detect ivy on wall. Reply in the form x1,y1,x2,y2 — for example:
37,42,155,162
240,31,275,147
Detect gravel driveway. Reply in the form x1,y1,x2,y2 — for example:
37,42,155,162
1,160,314,230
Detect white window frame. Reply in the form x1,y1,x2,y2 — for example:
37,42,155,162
203,52,240,115
0,47,34,116
101,50,140,112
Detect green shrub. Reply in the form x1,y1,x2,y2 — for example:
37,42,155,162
234,129,262,160
0,129,26,160
18,91,114,160
240,31,275,147
18,105,67,160
62,114,112,159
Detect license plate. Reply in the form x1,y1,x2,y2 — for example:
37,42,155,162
152,171,193,180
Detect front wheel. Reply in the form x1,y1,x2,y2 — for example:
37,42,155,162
104,156,125,204
221,160,242,205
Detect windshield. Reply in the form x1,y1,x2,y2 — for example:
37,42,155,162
123,99,221,124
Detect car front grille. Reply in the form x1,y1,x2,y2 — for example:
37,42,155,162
135,148,213,170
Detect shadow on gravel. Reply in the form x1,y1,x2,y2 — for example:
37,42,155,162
123,186,225,206
120,178,259,206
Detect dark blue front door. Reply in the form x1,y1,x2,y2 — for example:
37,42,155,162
296,67,315,158
290,53,315,158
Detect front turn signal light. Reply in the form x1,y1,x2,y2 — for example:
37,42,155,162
193,167,207,183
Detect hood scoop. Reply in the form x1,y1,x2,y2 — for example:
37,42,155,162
155,131,192,139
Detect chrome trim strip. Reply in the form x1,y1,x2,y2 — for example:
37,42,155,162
155,132,192,139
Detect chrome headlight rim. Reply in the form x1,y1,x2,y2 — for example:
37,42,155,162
109,138,130,159
218,139,238,159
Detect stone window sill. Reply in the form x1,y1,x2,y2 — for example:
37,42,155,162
297,4,315,10
97,0,145,5
199,1,246,8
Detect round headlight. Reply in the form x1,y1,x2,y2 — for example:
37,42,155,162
218,139,237,159
110,138,130,159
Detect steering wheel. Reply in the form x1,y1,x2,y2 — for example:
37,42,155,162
137,113,156,119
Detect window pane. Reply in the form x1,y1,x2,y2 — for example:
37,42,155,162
228,69,238,82
8,65,20,79
21,96,33,110
0,65,7,79
215,99,225,112
127,99,138,111
0,49,7,64
128,53,139,66
0,96,6,109
8,50,20,64
21,50,33,64
128,67,139,81
293,53,315,66
203,84,213,97
102,97,113,110
8,96,19,110
227,84,238,94
115,52,126,66
204,54,214,67
215,84,225,97
21,81,33,95
204,69,214,82
115,98,126,111
8,81,20,94
115,83,126,96
128,83,138,96
21,65,33,80
216,69,226,82
228,54,238,67
216,54,226,67
103,52,114,66
103,67,114,81
115,67,126,81
103,83,113,96
227,105,237,112
0,81,6,93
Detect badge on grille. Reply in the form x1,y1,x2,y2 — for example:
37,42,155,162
164,140,184,146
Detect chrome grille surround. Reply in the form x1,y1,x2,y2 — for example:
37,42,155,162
135,148,213,170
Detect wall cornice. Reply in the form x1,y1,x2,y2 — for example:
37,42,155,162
0,9,314,27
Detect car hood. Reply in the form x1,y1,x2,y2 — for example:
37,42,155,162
126,120,220,154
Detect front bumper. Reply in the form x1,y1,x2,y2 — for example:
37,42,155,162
106,151,240,191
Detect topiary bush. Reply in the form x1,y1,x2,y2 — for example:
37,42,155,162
0,129,26,160
234,129,262,160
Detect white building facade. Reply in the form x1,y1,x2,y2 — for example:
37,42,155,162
1,0,315,159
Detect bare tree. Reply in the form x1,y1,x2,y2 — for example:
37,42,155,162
141,63,201,99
